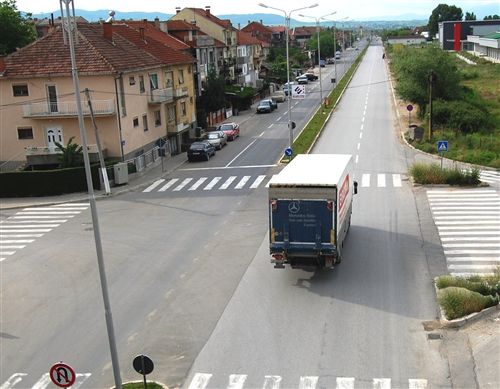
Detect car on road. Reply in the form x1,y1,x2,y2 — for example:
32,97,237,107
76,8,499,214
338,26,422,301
206,130,227,150
326,58,335,64
187,141,216,162
217,122,240,141
319,59,326,67
295,75,309,84
271,90,286,102
304,72,318,81
264,98,278,110
257,99,273,113
335,51,341,60
283,82,295,96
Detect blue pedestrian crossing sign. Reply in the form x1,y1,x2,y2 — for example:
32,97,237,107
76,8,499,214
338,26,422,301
284,147,293,157
437,140,448,152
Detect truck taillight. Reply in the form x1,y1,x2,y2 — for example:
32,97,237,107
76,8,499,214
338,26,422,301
326,201,333,211
271,199,278,211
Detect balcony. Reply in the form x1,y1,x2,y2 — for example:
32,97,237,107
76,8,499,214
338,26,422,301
148,88,174,104
174,87,189,98
25,144,106,166
23,99,115,118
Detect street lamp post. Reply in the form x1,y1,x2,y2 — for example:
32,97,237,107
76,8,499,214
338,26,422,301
299,11,336,108
259,2,318,151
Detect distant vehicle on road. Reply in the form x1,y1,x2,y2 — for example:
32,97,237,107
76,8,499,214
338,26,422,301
304,72,318,81
217,122,240,141
295,75,309,84
283,82,295,96
271,90,286,102
206,130,227,150
319,59,326,67
187,141,216,162
335,51,341,60
257,99,273,113
327,58,335,64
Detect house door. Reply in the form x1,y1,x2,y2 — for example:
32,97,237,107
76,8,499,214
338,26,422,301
46,85,58,112
46,127,63,150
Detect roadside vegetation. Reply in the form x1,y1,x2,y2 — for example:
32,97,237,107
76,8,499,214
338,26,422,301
121,382,164,389
409,162,480,185
436,273,500,320
386,44,500,169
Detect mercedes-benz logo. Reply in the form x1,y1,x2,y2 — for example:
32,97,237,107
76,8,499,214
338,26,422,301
288,201,300,213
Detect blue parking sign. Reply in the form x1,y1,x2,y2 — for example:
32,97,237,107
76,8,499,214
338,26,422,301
437,140,448,152
284,147,293,157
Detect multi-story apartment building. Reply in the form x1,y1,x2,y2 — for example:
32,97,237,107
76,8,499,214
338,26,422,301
170,6,238,84
0,22,196,170
235,30,264,88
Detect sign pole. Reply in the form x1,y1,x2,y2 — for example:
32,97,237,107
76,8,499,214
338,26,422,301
141,355,147,389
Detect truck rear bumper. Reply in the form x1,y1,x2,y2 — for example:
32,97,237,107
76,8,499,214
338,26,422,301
270,243,337,268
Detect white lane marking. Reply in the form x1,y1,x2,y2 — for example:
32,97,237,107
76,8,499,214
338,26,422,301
0,220,66,224
336,377,355,389
433,211,499,215
226,139,258,167
443,243,500,248
0,251,15,255
377,174,386,187
268,123,274,128
427,194,499,198
298,376,319,389
361,124,364,131
31,373,51,389
277,116,283,121
355,155,359,163
442,237,500,241
361,116,365,123
409,379,428,389
173,178,193,191
250,175,267,189
260,131,265,137
427,190,497,194
436,221,499,225
0,234,44,238
360,132,363,139
12,216,73,219
357,143,360,150
235,176,251,189
434,216,499,220
431,206,500,210
0,224,58,228
392,174,402,187
362,174,370,187
16,211,80,215
228,374,247,389
262,375,282,389
439,231,500,235
0,373,27,389
373,378,391,389
159,178,179,192
0,245,26,249
447,257,500,262
204,177,222,190
220,176,237,190
187,373,212,389
0,240,34,244
181,164,277,171
0,229,52,233
444,250,500,255
23,207,87,211
143,179,165,192
449,264,499,271
189,177,208,191
53,203,89,206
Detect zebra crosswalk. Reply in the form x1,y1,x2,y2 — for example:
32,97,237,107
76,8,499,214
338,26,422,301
0,203,89,263
142,173,405,193
1,372,91,389
480,169,500,185
427,189,500,277
185,373,428,389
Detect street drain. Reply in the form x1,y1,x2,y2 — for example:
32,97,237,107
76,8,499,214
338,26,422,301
427,332,442,340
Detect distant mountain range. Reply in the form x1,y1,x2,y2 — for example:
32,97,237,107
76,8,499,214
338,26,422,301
28,3,499,29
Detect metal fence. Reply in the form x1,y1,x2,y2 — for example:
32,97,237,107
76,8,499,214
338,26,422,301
123,140,171,173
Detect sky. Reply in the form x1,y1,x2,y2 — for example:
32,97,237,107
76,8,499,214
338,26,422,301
16,0,500,20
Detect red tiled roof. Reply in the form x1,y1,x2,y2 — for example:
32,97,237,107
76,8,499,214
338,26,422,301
242,22,273,35
292,26,316,36
1,23,194,78
122,20,191,51
269,26,285,33
190,8,233,29
236,30,262,46
166,20,200,31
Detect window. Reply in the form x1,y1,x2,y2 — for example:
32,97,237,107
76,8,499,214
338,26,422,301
142,114,148,132
129,76,136,85
165,71,173,87
133,117,139,127
12,84,29,97
181,102,187,116
178,69,184,84
139,76,145,93
167,105,176,122
154,110,161,126
149,73,158,90
17,127,33,139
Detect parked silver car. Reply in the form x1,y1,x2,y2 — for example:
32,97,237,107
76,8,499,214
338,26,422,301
206,130,228,150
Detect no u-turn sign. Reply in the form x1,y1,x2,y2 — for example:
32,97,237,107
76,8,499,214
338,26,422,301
50,362,76,388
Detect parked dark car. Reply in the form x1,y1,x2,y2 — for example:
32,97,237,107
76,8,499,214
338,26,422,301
257,99,273,113
304,72,318,81
187,141,216,161
264,98,278,110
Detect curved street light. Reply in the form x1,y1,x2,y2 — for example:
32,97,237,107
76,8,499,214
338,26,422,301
299,11,336,108
258,2,318,151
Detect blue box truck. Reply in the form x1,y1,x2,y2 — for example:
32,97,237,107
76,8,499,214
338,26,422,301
268,154,358,269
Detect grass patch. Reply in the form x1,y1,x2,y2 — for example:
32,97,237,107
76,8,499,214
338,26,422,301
409,162,480,185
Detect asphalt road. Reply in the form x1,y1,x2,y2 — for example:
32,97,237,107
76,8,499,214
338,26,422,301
0,41,458,389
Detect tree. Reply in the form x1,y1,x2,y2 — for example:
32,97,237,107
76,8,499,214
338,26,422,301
464,12,476,20
483,15,500,20
392,46,461,117
0,0,36,55
202,65,226,113
428,4,463,37
55,137,83,168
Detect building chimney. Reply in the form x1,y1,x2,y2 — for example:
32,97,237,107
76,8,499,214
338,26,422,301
103,22,113,41
248,20,250,25
139,27,145,41
205,6,211,16
260,19,263,25
0,56,6,74
154,17,160,29
238,23,240,30
176,7,181,14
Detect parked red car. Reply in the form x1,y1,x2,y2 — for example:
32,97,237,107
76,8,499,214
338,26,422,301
217,122,240,141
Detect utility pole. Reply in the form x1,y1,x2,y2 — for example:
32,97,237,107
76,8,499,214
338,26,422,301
428,70,436,141
60,1,122,388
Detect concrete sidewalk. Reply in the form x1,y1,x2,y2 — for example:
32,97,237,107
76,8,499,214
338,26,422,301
0,102,258,211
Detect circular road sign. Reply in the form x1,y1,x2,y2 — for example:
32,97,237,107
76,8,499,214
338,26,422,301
284,147,293,157
133,354,154,375
50,362,76,388
406,104,413,112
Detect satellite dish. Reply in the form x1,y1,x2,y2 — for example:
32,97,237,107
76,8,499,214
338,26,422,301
105,10,115,22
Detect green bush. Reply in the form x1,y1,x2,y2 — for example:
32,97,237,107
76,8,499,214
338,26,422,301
444,167,480,186
432,100,490,133
409,162,445,184
436,275,497,296
438,287,499,320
